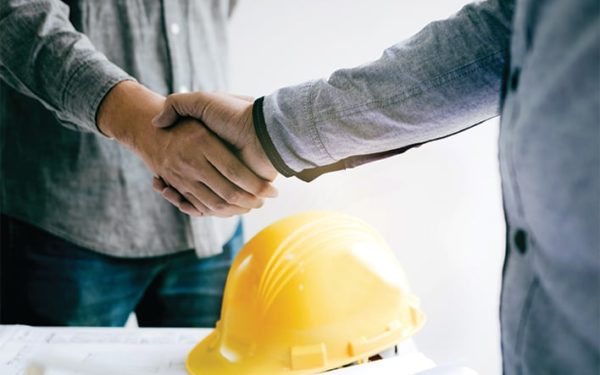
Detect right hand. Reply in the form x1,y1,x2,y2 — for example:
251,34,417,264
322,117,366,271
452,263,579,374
153,91,277,181
97,81,277,217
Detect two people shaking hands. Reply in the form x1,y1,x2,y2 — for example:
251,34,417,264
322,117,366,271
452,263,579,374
1,0,598,373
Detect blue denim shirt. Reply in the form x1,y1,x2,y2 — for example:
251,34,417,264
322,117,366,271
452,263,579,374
257,0,600,373
0,0,237,257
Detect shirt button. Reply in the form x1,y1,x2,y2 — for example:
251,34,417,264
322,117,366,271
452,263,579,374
170,23,181,35
513,229,528,254
510,67,520,91
178,85,189,93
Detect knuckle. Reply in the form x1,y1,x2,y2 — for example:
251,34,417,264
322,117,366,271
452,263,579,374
164,190,182,204
166,93,180,102
164,95,175,107
194,167,209,181
255,182,271,197
222,164,238,179
223,189,241,204
182,192,196,203
212,201,229,212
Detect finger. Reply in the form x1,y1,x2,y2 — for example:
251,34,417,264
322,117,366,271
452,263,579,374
193,158,265,209
203,136,277,200
152,105,180,129
181,193,249,218
179,201,204,216
180,192,211,216
182,179,251,216
152,92,207,128
166,162,254,215
155,176,209,216
152,176,168,192
154,177,199,213
157,185,206,216
161,185,186,207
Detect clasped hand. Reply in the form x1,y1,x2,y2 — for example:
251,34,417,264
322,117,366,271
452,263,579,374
98,81,277,217
152,93,278,217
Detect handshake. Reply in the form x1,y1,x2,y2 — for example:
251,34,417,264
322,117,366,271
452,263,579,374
97,81,279,217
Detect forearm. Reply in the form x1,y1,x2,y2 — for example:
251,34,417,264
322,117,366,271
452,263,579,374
259,0,514,179
0,0,133,132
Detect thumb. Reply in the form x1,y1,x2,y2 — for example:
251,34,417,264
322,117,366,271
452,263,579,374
152,101,179,128
152,92,206,128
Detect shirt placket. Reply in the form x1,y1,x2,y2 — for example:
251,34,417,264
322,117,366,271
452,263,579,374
161,1,196,248
163,2,192,94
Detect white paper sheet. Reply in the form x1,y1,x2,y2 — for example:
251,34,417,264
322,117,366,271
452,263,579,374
0,325,439,375
0,325,205,375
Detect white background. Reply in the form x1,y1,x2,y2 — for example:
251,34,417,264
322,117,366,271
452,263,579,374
228,1,505,374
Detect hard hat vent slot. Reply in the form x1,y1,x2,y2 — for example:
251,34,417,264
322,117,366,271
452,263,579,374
348,320,402,356
290,342,327,370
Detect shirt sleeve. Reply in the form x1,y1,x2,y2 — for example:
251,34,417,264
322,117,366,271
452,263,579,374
0,0,134,133
258,0,515,181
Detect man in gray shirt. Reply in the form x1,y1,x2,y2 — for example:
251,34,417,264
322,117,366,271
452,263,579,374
155,0,599,372
0,0,276,326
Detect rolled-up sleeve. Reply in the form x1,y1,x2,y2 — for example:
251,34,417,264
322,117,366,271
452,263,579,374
260,0,514,180
0,0,134,133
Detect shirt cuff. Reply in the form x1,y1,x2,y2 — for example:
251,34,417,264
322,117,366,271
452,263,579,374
253,96,347,182
62,55,135,134
253,97,295,177
254,95,423,182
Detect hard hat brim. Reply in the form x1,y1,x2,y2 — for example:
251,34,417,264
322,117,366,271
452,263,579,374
186,330,272,375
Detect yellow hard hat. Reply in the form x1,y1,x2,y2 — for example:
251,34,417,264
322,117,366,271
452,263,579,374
186,211,425,375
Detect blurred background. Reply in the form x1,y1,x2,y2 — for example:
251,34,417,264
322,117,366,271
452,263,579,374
228,1,505,374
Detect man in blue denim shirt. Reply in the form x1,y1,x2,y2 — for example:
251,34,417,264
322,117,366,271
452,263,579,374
155,0,599,372
0,0,276,326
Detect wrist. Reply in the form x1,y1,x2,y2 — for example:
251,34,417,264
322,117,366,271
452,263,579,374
249,120,276,179
96,80,164,148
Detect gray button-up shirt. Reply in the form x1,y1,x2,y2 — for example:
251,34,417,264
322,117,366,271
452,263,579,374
0,0,237,257
257,0,599,373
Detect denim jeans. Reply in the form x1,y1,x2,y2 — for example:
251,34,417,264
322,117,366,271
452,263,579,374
0,215,243,327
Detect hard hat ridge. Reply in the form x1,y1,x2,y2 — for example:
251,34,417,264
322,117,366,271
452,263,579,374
258,216,379,316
